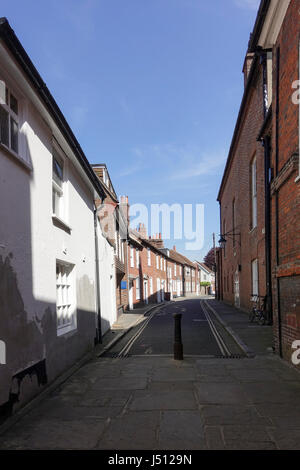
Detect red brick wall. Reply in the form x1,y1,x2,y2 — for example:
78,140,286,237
270,0,300,363
219,61,266,313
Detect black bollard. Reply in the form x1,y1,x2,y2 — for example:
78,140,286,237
173,313,183,360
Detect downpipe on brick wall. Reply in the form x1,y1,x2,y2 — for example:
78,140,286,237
94,205,102,344
262,135,273,325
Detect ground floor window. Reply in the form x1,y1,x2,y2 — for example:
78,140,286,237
251,259,258,296
56,261,76,335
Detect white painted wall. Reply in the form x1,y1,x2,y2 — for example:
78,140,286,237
97,220,117,335
0,40,114,412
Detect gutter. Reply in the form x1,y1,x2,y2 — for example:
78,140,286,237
0,18,106,201
248,0,271,53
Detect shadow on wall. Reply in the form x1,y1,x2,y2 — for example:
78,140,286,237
0,255,105,425
0,132,109,424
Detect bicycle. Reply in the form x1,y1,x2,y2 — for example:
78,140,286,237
249,295,267,325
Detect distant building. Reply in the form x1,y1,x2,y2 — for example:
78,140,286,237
195,262,215,295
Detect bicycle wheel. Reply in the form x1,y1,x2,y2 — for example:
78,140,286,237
249,309,256,323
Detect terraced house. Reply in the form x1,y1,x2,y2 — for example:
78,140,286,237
0,18,117,421
217,0,300,364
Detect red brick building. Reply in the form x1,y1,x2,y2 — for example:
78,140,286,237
217,0,300,364
127,223,199,308
92,165,129,317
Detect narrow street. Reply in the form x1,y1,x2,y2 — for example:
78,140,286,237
105,298,244,358
1,298,300,451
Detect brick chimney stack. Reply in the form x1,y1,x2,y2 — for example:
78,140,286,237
150,233,164,249
173,245,176,251
119,195,130,228
137,223,148,239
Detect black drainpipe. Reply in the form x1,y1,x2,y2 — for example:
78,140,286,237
262,135,273,324
94,206,102,345
275,46,282,357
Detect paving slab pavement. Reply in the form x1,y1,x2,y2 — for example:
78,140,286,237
1,354,300,450
1,299,300,450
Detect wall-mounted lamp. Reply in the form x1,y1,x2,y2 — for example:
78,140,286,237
218,230,241,248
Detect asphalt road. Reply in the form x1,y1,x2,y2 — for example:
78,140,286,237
106,299,231,357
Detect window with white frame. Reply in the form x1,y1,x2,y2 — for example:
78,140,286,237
251,157,257,229
150,277,153,295
119,239,125,263
136,249,139,267
160,257,163,270
164,258,166,271
174,264,177,276
147,248,151,266
156,255,159,269
251,259,259,296
130,246,134,267
56,262,76,335
52,150,65,220
0,82,19,155
136,277,140,300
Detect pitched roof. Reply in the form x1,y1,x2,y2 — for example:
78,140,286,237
217,0,271,202
196,262,214,274
168,250,195,268
0,17,106,200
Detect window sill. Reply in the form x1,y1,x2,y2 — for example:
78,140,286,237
57,324,77,337
295,175,300,183
0,142,32,172
52,215,72,233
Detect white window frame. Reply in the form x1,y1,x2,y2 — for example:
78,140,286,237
251,157,257,229
52,149,65,220
174,264,177,276
56,261,76,336
121,239,124,262
150,277,153,295
160,257,163,271
136,277,140,300
147,248,151,266
251,259,259,296
0,74,32,169
130,246,134,268
156,255,159,269
136,248,139,267
0,82,19,153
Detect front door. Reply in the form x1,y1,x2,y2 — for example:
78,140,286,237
161,280,165,302
157,278,161,303
129,280,133,310
144,280,148,305
234,269,240,308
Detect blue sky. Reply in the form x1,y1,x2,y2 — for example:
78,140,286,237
3,0,260,260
